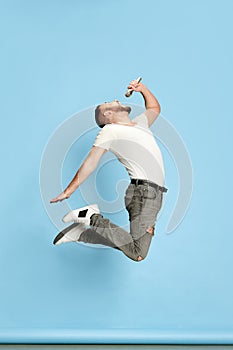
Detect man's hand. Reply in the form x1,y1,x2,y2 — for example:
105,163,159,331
50,191,70,203
127,79,146,93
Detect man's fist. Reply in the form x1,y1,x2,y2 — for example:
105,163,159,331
127,80,145,93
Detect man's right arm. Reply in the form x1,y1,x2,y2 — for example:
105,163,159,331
127,80,161,127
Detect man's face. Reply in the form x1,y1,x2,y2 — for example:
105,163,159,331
100,100,131,114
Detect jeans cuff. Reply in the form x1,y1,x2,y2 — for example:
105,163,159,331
90,213,103,226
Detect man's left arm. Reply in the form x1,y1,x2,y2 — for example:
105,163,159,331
50,146,107,203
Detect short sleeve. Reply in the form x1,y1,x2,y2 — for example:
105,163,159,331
132,113,149,128
93,125,115,150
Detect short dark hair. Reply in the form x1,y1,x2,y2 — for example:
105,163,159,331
95,105,105,128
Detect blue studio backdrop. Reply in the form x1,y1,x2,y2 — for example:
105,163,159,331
0,0,233,344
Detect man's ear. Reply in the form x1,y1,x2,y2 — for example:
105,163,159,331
103,110,112,117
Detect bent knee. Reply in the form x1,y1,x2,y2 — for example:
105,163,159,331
132,254,145,262
146,226,155,236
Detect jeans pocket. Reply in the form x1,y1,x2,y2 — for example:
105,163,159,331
140,185,157,200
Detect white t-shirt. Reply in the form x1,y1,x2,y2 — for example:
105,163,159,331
93,111,165,186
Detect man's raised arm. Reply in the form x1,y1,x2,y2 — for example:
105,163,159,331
127,80,161,127
50,146,107,203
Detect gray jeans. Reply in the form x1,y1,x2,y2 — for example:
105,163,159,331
77,182,166,262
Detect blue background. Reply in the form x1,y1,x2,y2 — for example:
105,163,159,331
0,0,233,344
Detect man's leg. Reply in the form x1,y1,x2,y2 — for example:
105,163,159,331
78,183,164,261
77,227,120,250
78,214,135,256
123,183,164,261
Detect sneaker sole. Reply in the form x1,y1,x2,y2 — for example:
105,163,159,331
53,223,83,245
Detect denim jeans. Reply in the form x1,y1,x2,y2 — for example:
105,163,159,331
77,182,166,262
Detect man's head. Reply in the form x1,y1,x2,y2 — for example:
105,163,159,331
95,100,131,128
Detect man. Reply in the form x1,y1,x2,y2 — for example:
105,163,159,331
50,80,167,262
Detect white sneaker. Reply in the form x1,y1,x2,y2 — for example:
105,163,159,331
62,204,100,226
53,222,86,245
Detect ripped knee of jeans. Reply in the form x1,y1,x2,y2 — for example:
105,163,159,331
146,226,155,236
137,255,143,261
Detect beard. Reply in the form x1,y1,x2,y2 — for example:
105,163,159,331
119,105,131,113
109,105,131,114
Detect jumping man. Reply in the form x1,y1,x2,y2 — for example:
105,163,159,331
50,80,167,262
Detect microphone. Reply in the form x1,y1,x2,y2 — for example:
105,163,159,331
125,77,142,97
